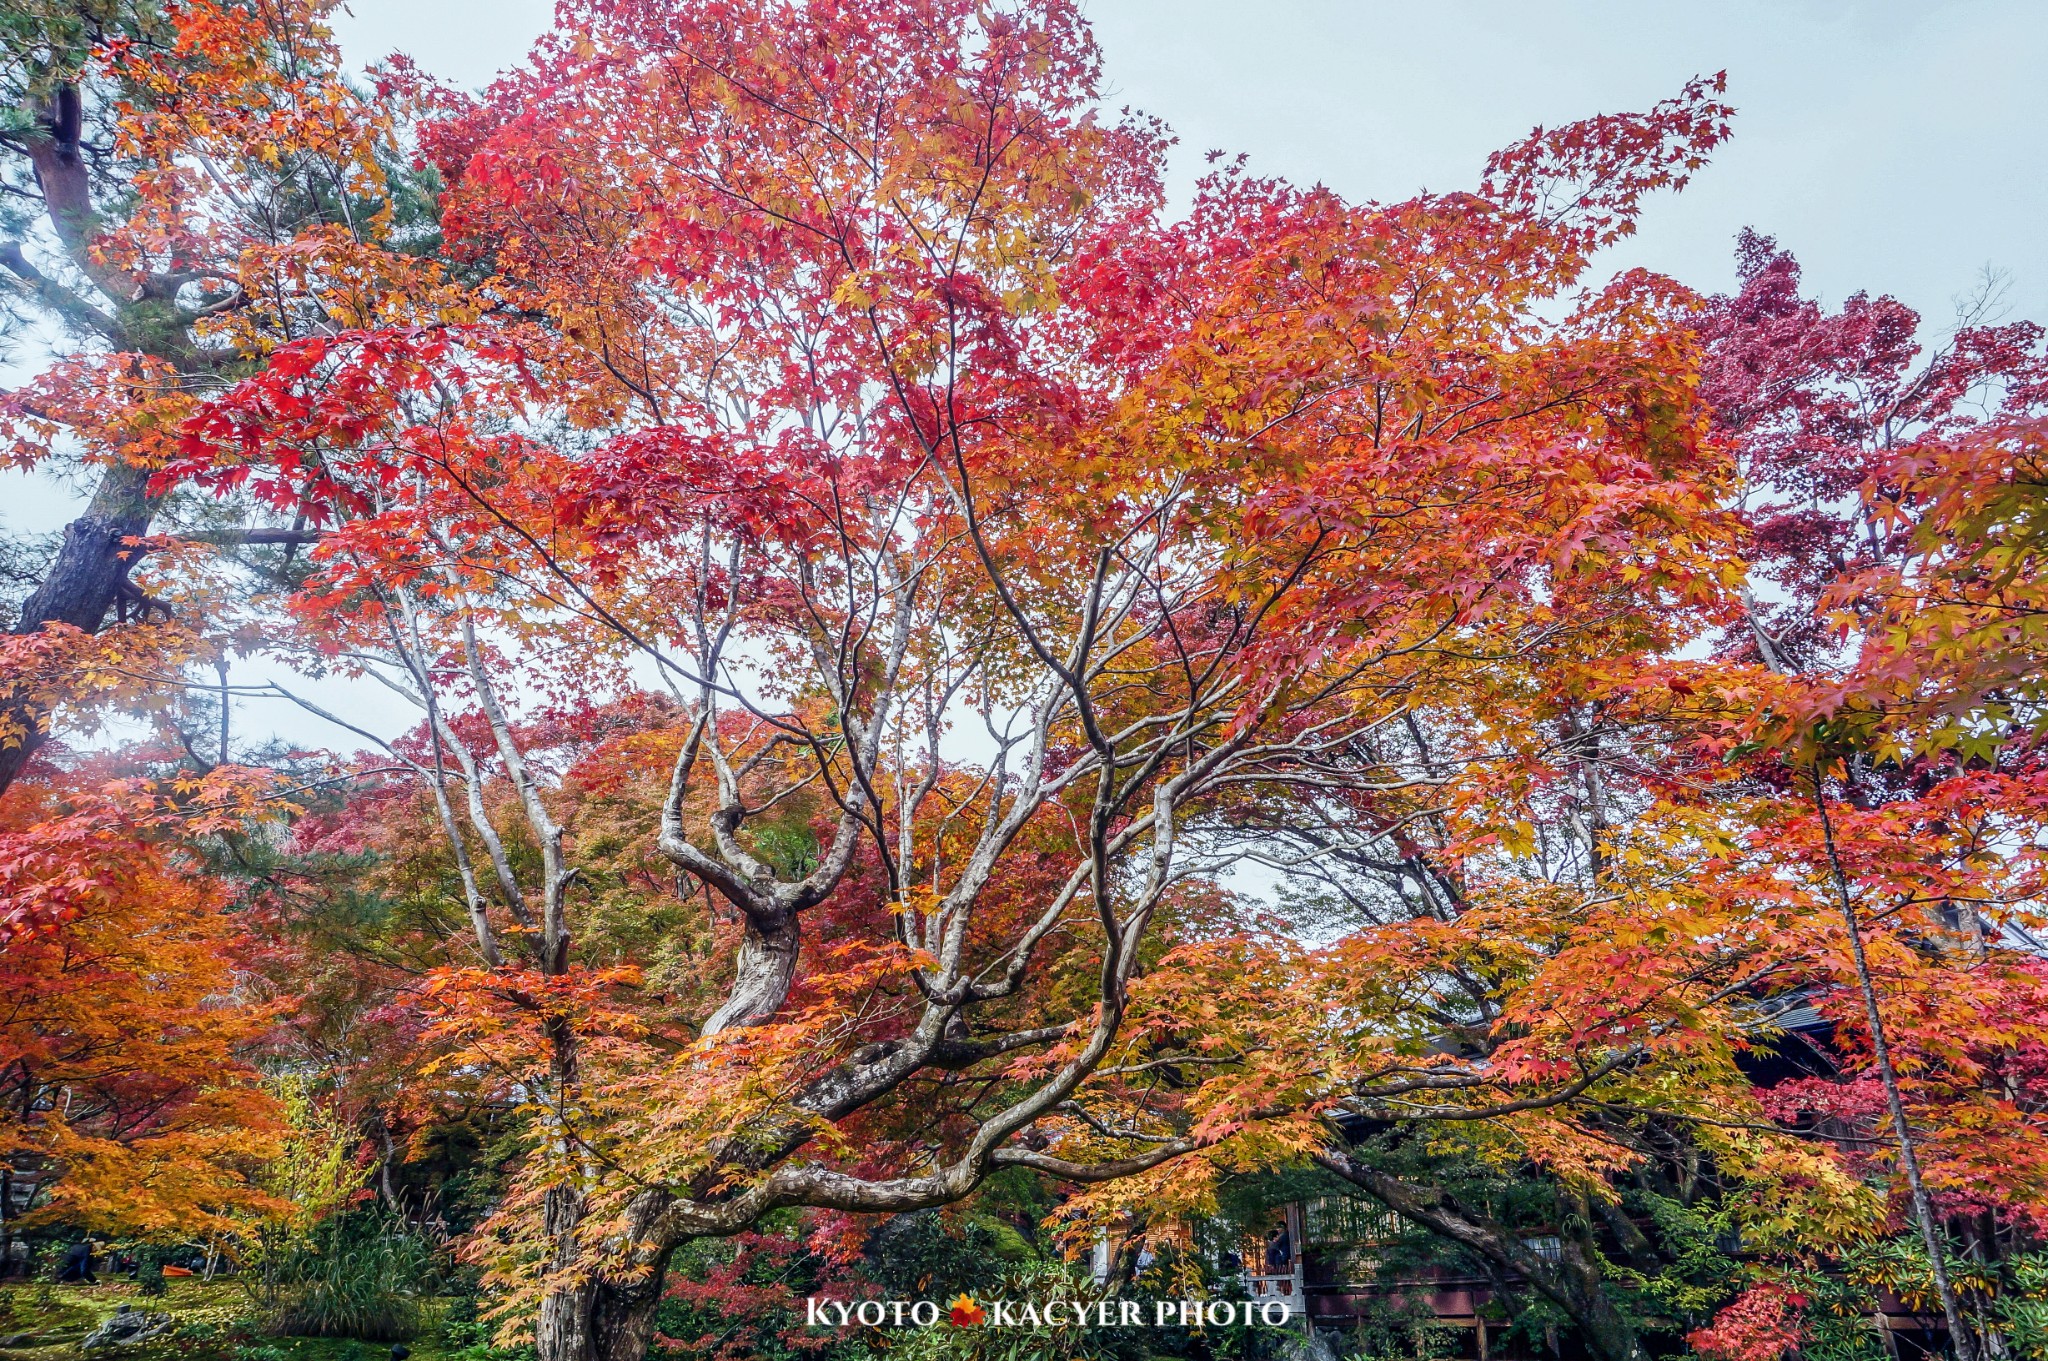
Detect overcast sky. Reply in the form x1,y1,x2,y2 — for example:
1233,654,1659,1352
11,0,2047,750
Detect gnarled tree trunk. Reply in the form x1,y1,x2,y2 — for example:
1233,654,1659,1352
1,75,175,802
701,908,801,1035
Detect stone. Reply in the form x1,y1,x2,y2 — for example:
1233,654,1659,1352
1276,1329,1339,1361
78,1307,173,1351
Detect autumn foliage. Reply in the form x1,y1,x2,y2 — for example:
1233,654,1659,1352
3,4,2046,1361
0,764,284,1236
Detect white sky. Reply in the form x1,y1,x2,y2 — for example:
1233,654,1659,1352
8,0,2046,752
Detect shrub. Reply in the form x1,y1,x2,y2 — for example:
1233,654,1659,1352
884,1261,1134,1361
267,1213,441,1341
1995,1254,2048,1361
438,1312,536,1361
231,1346,292,1361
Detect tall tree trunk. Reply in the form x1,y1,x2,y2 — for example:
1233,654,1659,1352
534,1187,676,1361
1812,778,1981,1361
1,75,179,802
1317,1150,1648,1361
532,991,678,1361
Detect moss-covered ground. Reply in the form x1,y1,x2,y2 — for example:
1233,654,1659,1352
0,1281,503,1361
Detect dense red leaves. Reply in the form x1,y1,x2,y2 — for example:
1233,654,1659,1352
653,1231,852,1361
1689,1282,1807,1361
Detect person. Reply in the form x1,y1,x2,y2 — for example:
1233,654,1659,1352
1263,1225,1292,1274
56,1238,96,1284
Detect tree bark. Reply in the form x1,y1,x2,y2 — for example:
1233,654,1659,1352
534,1187,676,1361
0,458,161,794
531,963,677,1361
0,75,177,802
1812,778,1981,1361
701,908,801,1035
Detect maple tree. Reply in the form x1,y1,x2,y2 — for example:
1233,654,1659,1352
4,5,2047,1361
0,759,286,1249
155,0,1762,1355
1058,230,2048,1361
1677,233,2048,1361
0,1,428,1268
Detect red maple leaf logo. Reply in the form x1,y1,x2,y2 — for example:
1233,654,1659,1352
948,1294,985,1327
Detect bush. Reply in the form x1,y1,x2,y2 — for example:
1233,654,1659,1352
884,1261,1140,1361
862,1211,1010,1299
438,1312,536,1361
267,1213,441,1341
231,1346,292,1361
1332,1295,1458,1361
1995,1254,2048,1361
173,1317,230,1347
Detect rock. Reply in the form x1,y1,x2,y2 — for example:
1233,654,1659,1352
78,1306,173,1351
1276,1329,1339,1361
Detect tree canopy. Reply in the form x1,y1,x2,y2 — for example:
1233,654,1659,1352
2,5,2044,1361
